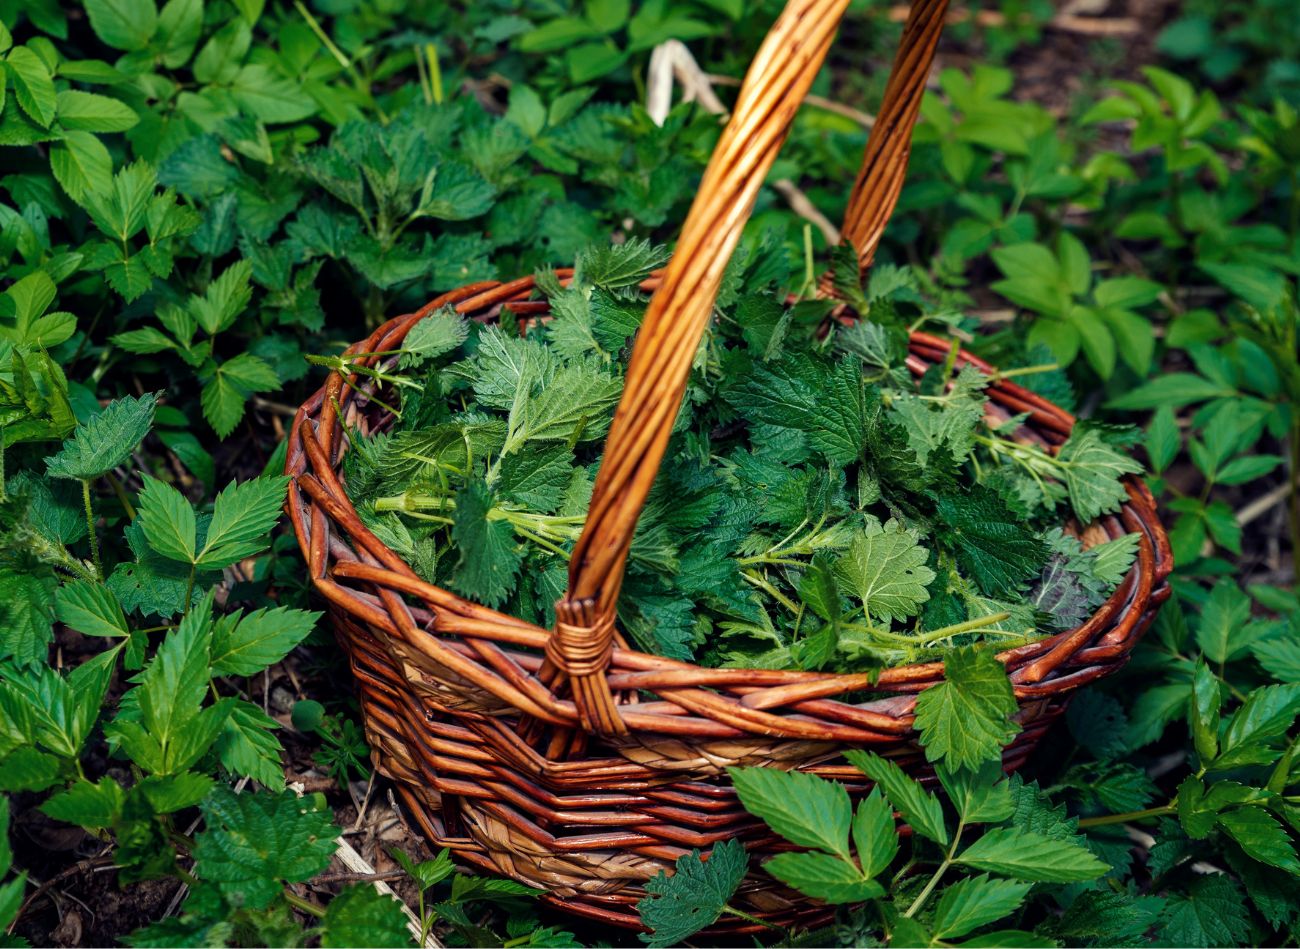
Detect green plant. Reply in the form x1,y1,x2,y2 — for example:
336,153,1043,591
1,0,1298,943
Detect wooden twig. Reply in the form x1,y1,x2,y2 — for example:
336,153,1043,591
646,39,843,245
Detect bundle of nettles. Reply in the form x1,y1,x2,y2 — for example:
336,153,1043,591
339,238,1142,673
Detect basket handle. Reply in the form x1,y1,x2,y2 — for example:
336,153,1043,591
837,0,949,278
545,0,946,735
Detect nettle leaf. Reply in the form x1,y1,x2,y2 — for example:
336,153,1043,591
833,519,935,624
915,646,1020,769
45,393,158,480
319,884,412,949
1158,875,1250,948
400,306,469,369
956,827,1108,882
846,751,948,845
192,787,339,910
1056,424,1144,522
729,766,851,859
450,479,521,608
637,838,747,948
578,238,669,289
935,486,1046,598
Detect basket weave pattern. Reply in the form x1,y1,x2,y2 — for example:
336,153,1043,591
287,0,1172,930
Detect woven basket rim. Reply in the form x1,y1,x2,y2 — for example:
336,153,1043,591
285,271,1174,739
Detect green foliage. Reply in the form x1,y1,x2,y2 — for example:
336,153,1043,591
637,839,748,947
349,238,1137,674
1,0,1298,944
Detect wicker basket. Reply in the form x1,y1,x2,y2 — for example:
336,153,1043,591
286,0,1172,932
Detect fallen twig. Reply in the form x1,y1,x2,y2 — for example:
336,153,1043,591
646,40,843,245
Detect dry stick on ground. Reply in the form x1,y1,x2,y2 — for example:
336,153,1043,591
1237,477,1300,528
646,39,845,245
330,824,445,949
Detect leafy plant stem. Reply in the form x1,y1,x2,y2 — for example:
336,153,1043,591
904,818,965,918
106,472,136,520
723,903,783,931
81,479,102,579
1076,803,1175,828
284,888,326,918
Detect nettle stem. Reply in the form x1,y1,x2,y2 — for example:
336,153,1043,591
81,479,102,579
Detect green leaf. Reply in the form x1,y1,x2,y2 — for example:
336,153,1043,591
936,761,1015,825
845,751,948,845
40,777,126,828
450,479,521,609
1106,373,1233,411
1217,807,1300,874
1146,405,1180,474
211,606,318,677
6,47,57,127
833,519,935,624
56,580,129,639
54,89,138,131
390,848,454,892
85,0,158,50
196,475,289,568
1212,683,1300,770
956,827,1108,882
0,568,56,666
137,771,214,814
762,851,883,904
1056,425,1143,522
201,353,279,437
914,646,1020,770
214,700,285,789
192,787,339,910
1158,875,1250,948
1189,659,1220,763
400,307,469,369
637,838,747,948
728,766,852,859
932,875,1031,940
229,63,316,123
189,260,253,335
0,746,63,792
49,130,114,202
45,393,158,480
1195,580,1251,665
155,0,203,67
935,487,1046,597
852,788,899,878
136,475,197,564
320,884,413,948
1200,262,1287,312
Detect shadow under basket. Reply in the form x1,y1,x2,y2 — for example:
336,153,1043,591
285,275,1173,933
